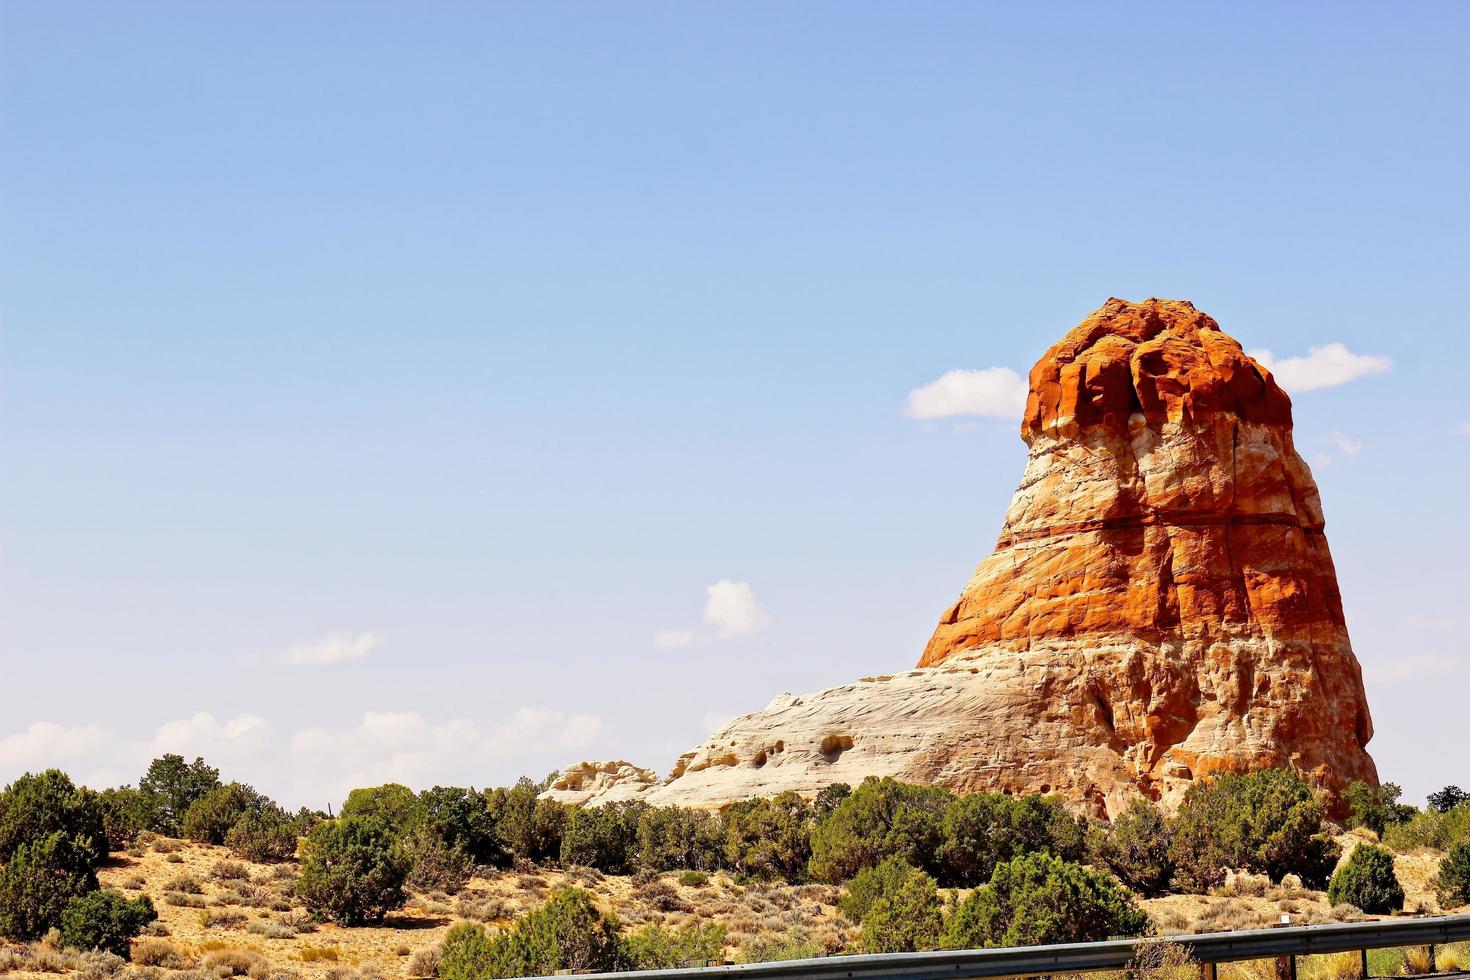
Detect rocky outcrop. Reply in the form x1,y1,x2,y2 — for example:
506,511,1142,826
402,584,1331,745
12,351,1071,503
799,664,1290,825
549,299,1378,817
541,761,659,806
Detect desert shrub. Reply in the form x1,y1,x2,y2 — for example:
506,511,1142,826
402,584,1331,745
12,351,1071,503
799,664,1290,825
181,782,272,846
225,807,298,862
131,937,190,968
138,755,221,836
407,947,441,978
560,803,641,873
1436,841,1470,907
438,921,498,980
439,888,626,978
199,948,265,977
1429,787,1470,813
210,860,250,881
402,825,475,894
454,894,511,923
341,784,421,832
296,815,409,925
808,777,951,883
736,927,823,963
417,786,501,864
489,780,567,865
165,873,204,894
838,855,913,924
1088,798,1175,896
937,791,1083,886
59,890,155,956
678,870,711,887
1384,802,1470,852
95,788,148,851
0,770,109,872
942,852,1148,949
853,863,941,953
0,834,101,940
247,920,297,939
636,806,726,872
1343,781,1416,837
1327,844,1403,914
812,783,852,820
724,792,813,882
1169,769,1339,891
624,922,726,969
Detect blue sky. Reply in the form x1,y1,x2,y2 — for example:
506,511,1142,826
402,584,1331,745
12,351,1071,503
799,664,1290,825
1,1,1467,808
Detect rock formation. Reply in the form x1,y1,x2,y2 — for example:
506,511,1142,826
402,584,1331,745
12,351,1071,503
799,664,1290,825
541,761,660,806
549,299,1378,817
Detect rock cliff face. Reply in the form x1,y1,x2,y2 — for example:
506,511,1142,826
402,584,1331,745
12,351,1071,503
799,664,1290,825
549,299,1378,817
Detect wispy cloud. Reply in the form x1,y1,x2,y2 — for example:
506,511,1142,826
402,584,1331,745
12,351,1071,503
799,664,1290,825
703,579,765,637
276,631,380,666
903,368,1028,420
1250,343,1390,392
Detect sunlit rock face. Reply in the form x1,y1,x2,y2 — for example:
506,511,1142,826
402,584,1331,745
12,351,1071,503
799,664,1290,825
550,299,1377,818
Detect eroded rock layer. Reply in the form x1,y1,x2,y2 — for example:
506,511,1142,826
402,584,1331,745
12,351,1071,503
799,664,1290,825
551,299,1377,817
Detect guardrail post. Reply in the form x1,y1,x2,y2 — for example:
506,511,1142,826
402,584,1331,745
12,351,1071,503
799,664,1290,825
1360,948,1369,980
1428,945,1436,974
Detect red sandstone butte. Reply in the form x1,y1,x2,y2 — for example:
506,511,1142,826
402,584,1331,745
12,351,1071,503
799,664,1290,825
546,299,1378,816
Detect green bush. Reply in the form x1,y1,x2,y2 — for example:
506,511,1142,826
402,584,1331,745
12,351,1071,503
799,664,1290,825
0,770,108,873
624,922,726,968
838,855,914,924
560,803,640,873
937,792,1082,886
296,816,409,925
853,863,942,953
677,869,710,887
1169,770,1339,891
635,806,725,872
438,920,500,980
437,888,626,978
808,777,951,882
181,782,269,845
341,783,422,831
1436,841,1470,908
0,833,100,941
403,825,475,894
1342,781,1415,837
59,890,156,956
1383,802,1470,852
942,852,1147,949
812,783,852,820
95,787,148,851
736,928,823,963
224,806,298,862
724,792,812,882
418,786,501,864
1327,843,1403,914
489,781,566,865
1087,799,1174,897
138,755,221,837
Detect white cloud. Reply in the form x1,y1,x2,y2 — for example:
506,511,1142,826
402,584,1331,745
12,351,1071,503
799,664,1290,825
277,631,380,666
1458,421,1470,435
1250,343,1390,392
150,712,269,762
903,367,1028,420
1311,452,1334,469
0,722,110,770
1326,432,1363,459
704,579,765,637
655,629,695,649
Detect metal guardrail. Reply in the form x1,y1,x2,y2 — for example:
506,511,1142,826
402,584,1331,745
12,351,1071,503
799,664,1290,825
547,915,1470,980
